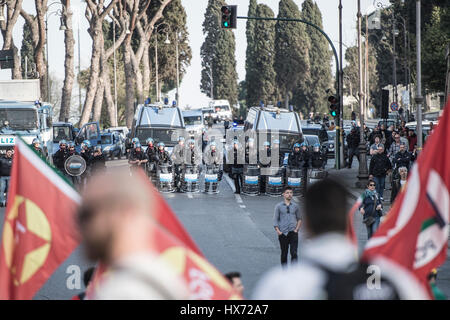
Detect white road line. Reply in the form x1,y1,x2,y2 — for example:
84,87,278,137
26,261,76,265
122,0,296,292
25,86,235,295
187,193,193,199
240,205,246,209
235,194,243,203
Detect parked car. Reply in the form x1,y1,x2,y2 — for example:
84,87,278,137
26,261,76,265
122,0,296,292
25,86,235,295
100,131,123,160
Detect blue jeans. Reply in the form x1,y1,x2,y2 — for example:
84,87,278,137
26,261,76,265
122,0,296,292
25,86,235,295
373,176,386,199
366,216,381,239
0,176,10,203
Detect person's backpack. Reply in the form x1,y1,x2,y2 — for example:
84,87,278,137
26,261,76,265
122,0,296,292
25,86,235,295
305,259,401,300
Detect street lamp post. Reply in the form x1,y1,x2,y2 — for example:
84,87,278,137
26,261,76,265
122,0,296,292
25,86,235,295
357,0,369,186
45,2,67,103
154,23,171,103
175,31,180,107
416,0,423,150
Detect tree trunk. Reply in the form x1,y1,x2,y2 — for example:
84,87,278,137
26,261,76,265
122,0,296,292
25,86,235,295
34,0,48,101
124,39,135,128
80,20,102,125
103,65,116,126
1,0,24,79
92,75,105,122
59,0,75,122
142,42,151,100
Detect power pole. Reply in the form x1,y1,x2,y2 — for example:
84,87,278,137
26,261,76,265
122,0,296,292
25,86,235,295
415,0,423,150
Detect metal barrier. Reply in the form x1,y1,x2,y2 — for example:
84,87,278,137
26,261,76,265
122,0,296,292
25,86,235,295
242,165,260,196
157,164,175,193
286,167,303,196
204,165,221,194
265,167,284,197
181,165,200,193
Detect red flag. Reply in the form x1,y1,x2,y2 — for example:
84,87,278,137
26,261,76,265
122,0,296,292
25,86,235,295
87,169,238,299
0,138,81,299
363,100,450,290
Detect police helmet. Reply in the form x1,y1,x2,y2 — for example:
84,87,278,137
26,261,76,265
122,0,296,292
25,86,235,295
59,139,67,146
313,143,321,149
210,141,216,147
293,143,301,149
135,142,142,149
67,141,75,148
82,140,91,148
132,137,140,144
158,142,165,148
300,142,307,147
188,139,195,145
32,138,40,145
146,137,154,144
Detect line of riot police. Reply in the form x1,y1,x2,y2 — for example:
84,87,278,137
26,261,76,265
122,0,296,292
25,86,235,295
53,139,106,188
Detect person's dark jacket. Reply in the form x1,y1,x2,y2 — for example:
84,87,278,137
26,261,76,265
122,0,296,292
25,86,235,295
53,148,67,170
155,149,171,165
80,148,94,167
407,133,417,151
129,149,148,168
368,130,381,145
288,150,311,168
146,146,157,163
311,151,326,169
369,153,392,177
346,130,360,149
393,150,413,170
360,191,383,219
245,146,258,165
0,156,13,176
231,148,243,169
384,130,394,151
205,148,221,165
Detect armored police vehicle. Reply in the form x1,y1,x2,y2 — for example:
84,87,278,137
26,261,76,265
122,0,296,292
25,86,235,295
130,102,185,154
0,100,53,161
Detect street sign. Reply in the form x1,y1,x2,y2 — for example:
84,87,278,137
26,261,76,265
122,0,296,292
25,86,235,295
0,49,14,69
390,102,399,112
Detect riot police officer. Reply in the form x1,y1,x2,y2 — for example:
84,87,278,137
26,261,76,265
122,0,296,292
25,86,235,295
271,139,285,167
205,141,222,181
91,146,107,174
230,140,243,194
80,140,94,185
53,139,68,173
32,138,44,158
171,137,186,192
288,143,303,168
311,143,327,169
145,137,157,175
259,141,272,194
245,138,258,165
63,142,81,185
186,139,201,166
128,142,148,173
156,142,172,167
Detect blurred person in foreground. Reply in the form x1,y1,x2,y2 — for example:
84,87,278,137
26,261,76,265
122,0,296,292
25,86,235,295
77,169,189,299
253,178,429,300
225,272,245,297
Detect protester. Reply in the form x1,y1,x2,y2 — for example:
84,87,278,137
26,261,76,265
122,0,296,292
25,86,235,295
77,170,189,299
224,272,244,297
359,180,383,239
0,148,13,207
253,178,428,300
369,145,392,201
346,127,360,168
369,135,384,156
273,186,302,266
387,133,402,164
407,128,418,151
390,166,408,204
393,143,413,171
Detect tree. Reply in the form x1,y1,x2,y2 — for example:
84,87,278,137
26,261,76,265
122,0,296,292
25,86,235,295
422,6,449,92
200,0,238,105
59,0,75,122
244,0,257,107
274,0,310,109
296,0,331,115
20,17,35,79
247,4,277,107
0,0,23,79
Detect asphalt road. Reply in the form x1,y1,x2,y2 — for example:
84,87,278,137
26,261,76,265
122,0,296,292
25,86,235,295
1,138,449,299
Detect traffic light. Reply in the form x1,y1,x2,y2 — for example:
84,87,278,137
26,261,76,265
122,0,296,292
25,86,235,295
328,95,339,118
221,5,237,29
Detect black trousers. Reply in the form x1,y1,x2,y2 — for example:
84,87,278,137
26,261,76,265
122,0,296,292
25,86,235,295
233,172,243,193
347,147,360,167
278,231,299,265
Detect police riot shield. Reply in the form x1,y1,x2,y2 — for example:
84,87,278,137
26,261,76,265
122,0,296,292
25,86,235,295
64,155,87,177
157,164,175,193
146,162,158,186
308,168,327,186
286,167,303,196
181,164,200,193
265,167,284,197
204,164,220,194
242,165,260,196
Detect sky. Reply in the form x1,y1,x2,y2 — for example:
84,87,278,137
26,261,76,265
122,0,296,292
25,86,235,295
0,0,390,109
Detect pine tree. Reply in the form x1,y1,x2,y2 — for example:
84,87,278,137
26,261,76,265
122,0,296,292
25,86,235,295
200,0,238,105
248,4,277,106
296,0,331,115
20,19,35,79
245,0,258,107
274,0,310,109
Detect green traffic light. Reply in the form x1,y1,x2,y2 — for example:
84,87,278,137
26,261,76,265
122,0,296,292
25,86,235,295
223,21,229,27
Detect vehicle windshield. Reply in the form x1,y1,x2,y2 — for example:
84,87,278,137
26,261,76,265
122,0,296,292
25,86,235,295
136,128,178,145
305,135,320,146
184,116,203,126
215,105,230,112
257,111,300,132
101,135,112,145
327,131,336,140
53,126,73,142
0,109,38,131
139,106,183,127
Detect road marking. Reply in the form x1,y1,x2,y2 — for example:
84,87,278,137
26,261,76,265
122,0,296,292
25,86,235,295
224,173,236,192
239,205,246,209
235,194,243,203
187,193,193,199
